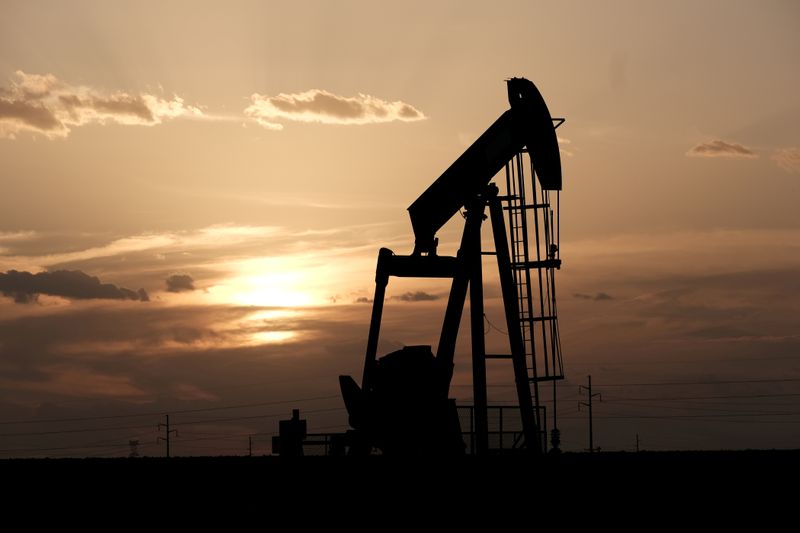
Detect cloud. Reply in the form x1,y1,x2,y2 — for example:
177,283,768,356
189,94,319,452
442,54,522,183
1,227,799,454
0,270,148,303
573,292,614,301
0,71,203,139
686,139,758,159
772,147,800,174
0,230,37,242
244,89,425,130
392,291,439,302
165,274,195,293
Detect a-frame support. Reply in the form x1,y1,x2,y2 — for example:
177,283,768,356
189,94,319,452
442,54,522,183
356,183,545,454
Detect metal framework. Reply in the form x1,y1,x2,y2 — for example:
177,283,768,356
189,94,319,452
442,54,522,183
339,78,565,455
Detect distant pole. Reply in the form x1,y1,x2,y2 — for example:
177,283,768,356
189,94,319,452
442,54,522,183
157,414,178,458
579,375,601,452
636,433,640,453
249,435,253,457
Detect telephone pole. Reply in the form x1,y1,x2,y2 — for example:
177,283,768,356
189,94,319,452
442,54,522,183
636,433,641,453
248,435,253,457
579,375,601,453
157,414,178,458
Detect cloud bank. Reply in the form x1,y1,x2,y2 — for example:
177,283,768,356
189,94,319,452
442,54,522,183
686,139,758,159
392,291,439,302
0,270,148,303
0,71,202,139
244,89,425,130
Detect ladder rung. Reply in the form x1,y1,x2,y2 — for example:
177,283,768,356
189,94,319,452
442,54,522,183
521,315,557,323
511,259,561,270
503,203,550,211
529,375,566,383
480,251,497,256
485,353,514,360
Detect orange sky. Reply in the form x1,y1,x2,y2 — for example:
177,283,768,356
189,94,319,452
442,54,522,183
0,0,798,456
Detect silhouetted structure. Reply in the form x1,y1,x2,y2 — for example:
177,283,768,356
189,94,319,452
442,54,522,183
340,77,565,455
579,375,602,452
157,414,178,458
272,409,307,456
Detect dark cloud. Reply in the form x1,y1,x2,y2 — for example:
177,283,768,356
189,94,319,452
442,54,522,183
245,89,425,130
0,71,201,139
0,302,380,457
573,292,614,301
165,274,195,293
0,270,148,303
90,94,154,121
392,291,439,302
0,261,798,455
270,91,363,119
0,98,61,131
58,92,155,122
686,139,758,159
354,297,373,304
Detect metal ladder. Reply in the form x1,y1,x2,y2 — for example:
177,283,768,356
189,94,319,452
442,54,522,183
503,151,564,437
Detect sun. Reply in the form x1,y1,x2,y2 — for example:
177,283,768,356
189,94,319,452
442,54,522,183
204,252,362,309
208,267,321,308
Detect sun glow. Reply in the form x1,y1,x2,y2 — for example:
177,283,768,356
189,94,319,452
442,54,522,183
249,330,299,344
233,276,314,307
206,253,358,308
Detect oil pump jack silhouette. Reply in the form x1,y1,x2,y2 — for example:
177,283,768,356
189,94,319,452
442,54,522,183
340,78,565,455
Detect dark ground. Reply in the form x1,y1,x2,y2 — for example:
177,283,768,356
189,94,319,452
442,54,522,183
4,450,798,508
2,451,796,527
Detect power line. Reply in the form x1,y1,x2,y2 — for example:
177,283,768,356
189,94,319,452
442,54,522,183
483,313,508,336
597,378,800,387
608,400,798,415
0,441,148,454
0,394,341,426
602,392,800,402
171,407,344,428
2,374,339,407
561,412,800,420
0,423,155,438
1,423,351,457
0,406,345,438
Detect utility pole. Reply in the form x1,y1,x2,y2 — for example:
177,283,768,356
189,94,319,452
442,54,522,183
248,435,253,457
636,433,640,453
157,414,178,458
579,375,601,453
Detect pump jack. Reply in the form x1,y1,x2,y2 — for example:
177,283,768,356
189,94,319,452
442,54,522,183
340,78,565,455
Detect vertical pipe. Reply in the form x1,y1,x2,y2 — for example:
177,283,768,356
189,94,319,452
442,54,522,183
499,407,504,450
435,196,487,389
469,215,488,455
361,248,392,390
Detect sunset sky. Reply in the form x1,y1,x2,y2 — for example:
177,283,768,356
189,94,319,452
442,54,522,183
1,0,798,457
